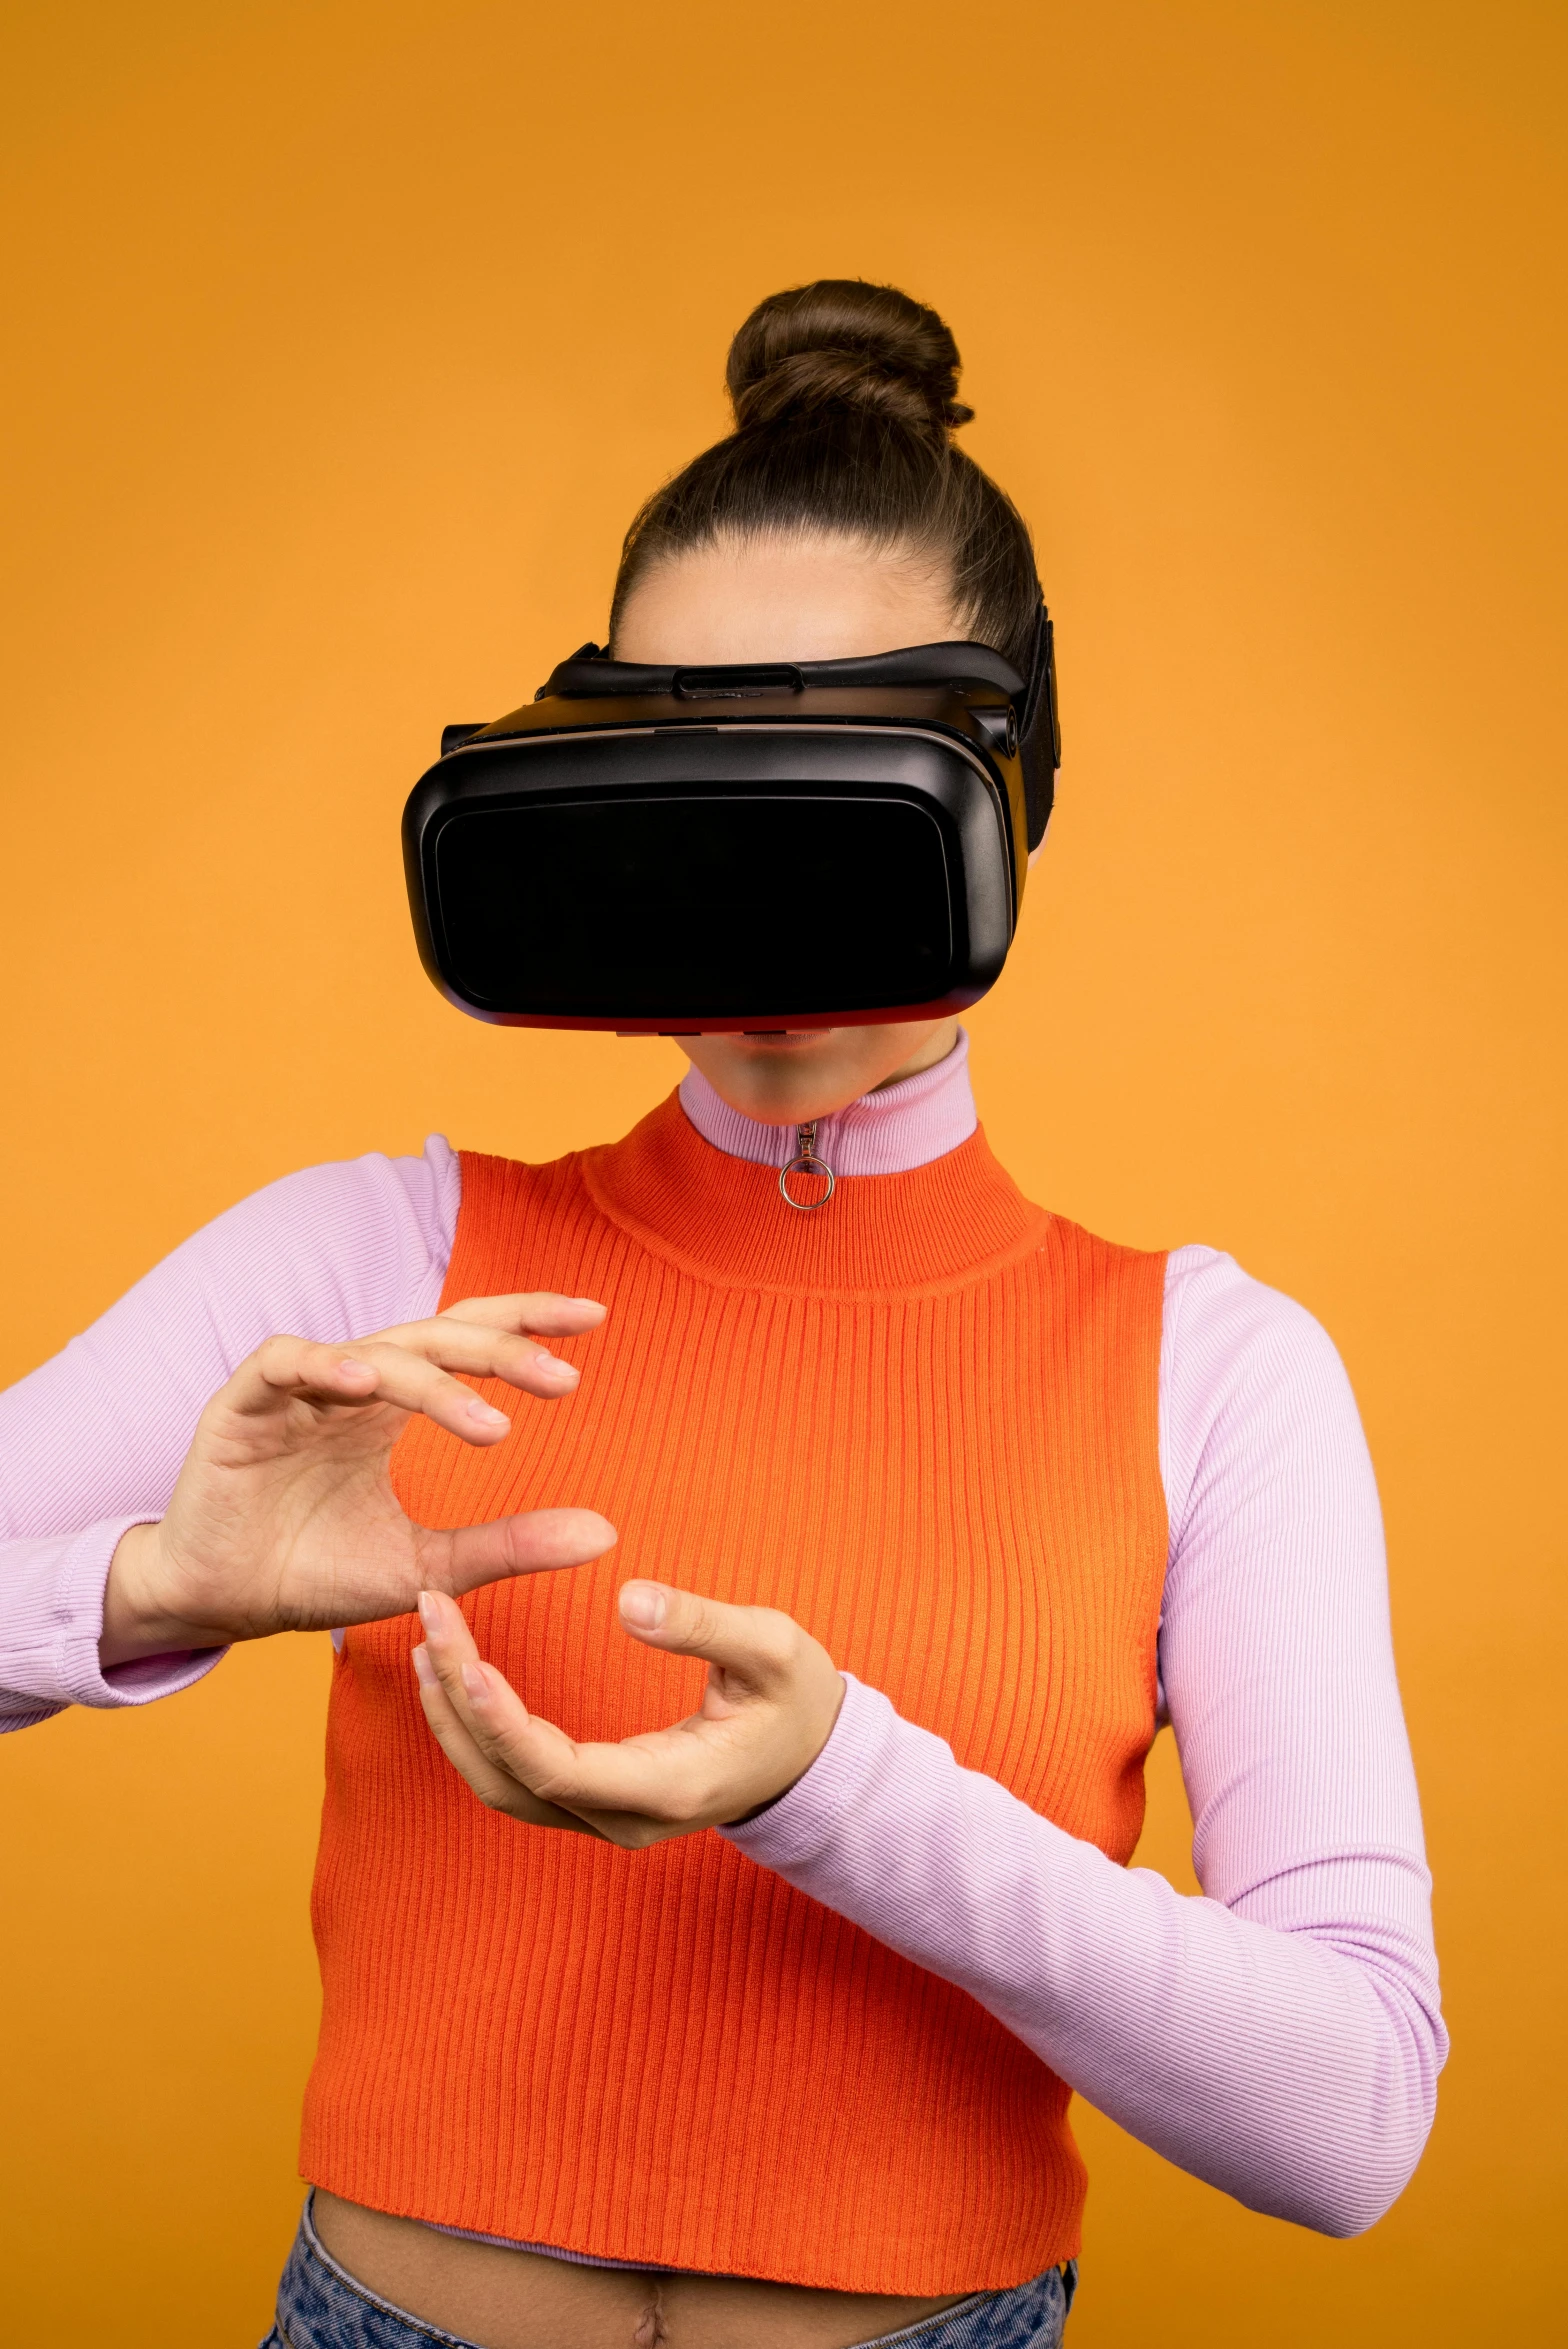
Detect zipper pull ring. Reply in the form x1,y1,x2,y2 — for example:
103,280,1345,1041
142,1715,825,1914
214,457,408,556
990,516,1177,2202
780,1120,836,1211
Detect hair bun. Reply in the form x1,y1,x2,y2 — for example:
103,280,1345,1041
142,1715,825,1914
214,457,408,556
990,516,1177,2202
726,279,974,436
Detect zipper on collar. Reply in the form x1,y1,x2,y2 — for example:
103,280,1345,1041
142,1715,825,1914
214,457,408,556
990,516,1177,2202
779,1120,836,1211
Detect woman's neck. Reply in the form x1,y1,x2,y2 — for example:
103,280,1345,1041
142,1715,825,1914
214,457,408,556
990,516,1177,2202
678,1029,977,1178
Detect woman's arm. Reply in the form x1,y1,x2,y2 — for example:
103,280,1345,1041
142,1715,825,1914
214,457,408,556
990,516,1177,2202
717,1248,1444,2233
0,1140,460,1728
411,1245,1444,2232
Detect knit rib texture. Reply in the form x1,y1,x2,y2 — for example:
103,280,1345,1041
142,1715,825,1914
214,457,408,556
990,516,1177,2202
300,1095,1169,2294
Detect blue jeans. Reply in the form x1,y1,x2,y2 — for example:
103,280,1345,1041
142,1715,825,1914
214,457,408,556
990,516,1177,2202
261,2197,1077,2348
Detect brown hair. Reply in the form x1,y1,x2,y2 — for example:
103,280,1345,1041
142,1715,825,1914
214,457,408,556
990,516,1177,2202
608,280,1042,674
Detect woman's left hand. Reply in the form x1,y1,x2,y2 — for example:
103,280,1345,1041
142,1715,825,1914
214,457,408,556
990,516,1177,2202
412,1583,846,1847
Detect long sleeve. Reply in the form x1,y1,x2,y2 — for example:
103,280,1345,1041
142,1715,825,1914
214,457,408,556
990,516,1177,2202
724,1246,1445,2234
0,1140,460,1729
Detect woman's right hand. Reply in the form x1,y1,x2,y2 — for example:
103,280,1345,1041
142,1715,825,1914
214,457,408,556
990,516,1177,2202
98,1292,615,1666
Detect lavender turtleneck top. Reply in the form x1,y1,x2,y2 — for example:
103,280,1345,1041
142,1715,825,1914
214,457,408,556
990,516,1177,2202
0,1036,1443,2240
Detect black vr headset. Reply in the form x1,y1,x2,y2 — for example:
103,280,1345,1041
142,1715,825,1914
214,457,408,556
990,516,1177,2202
403,604,1059,1033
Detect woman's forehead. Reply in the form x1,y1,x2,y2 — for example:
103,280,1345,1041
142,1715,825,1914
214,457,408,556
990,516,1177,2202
613,531,960,665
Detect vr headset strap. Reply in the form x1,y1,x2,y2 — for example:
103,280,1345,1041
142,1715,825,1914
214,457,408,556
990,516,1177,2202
1016,602,1059,851
539,609,1061,848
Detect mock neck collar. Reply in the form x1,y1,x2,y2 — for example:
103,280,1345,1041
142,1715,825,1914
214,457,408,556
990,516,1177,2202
582,1090,1046,1298
676,1029,977,1178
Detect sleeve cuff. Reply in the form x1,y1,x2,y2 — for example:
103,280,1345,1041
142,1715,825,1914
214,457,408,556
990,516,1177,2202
0,1518,227,1729
721,1674,899,1870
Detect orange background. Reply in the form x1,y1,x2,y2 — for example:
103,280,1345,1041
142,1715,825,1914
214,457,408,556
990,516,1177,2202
1,2,1563,2340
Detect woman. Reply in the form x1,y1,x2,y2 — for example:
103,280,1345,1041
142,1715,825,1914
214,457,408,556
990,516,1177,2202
0,282,1443,2349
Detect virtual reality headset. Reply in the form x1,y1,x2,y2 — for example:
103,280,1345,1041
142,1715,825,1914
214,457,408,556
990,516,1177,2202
403,605,1059,1033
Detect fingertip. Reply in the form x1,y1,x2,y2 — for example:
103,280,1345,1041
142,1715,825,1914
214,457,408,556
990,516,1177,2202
465,1395,512,1437
619,1580,668,1631
555,1510,617,1559
411,1643,436,1687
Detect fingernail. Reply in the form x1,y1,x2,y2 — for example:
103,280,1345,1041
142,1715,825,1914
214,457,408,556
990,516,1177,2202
461,1661,490,1704
467,1396,510,1429
411,1644,435,1686
619,1582,667,1630
418,1591,441,1632
533,1351,579,1384
338,1358,374,1380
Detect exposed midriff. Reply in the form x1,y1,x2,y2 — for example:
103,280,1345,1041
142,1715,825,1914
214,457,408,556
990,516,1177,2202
313,2192,972,2349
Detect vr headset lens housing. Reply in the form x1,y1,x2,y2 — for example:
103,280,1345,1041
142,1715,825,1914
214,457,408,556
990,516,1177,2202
403,615,1058,1033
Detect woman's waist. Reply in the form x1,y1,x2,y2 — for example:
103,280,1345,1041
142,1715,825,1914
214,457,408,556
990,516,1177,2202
309,2193,977,2349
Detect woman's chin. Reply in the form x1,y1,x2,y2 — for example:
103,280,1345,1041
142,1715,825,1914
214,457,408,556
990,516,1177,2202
682,1019,957,1126
684,1033,861,1124
704,1069,862,1126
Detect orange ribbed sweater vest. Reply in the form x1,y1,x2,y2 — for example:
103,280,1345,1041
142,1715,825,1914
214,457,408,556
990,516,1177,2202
301,1096,1168,2294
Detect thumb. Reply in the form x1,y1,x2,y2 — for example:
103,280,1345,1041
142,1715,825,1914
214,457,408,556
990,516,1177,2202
432,1507,617,1598
617,1582,797,1684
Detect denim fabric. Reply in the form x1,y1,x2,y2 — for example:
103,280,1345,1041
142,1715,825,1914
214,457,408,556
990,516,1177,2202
261,2198,1076,2348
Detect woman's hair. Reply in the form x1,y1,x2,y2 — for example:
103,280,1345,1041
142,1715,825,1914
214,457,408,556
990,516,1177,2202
608,280,1041,674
